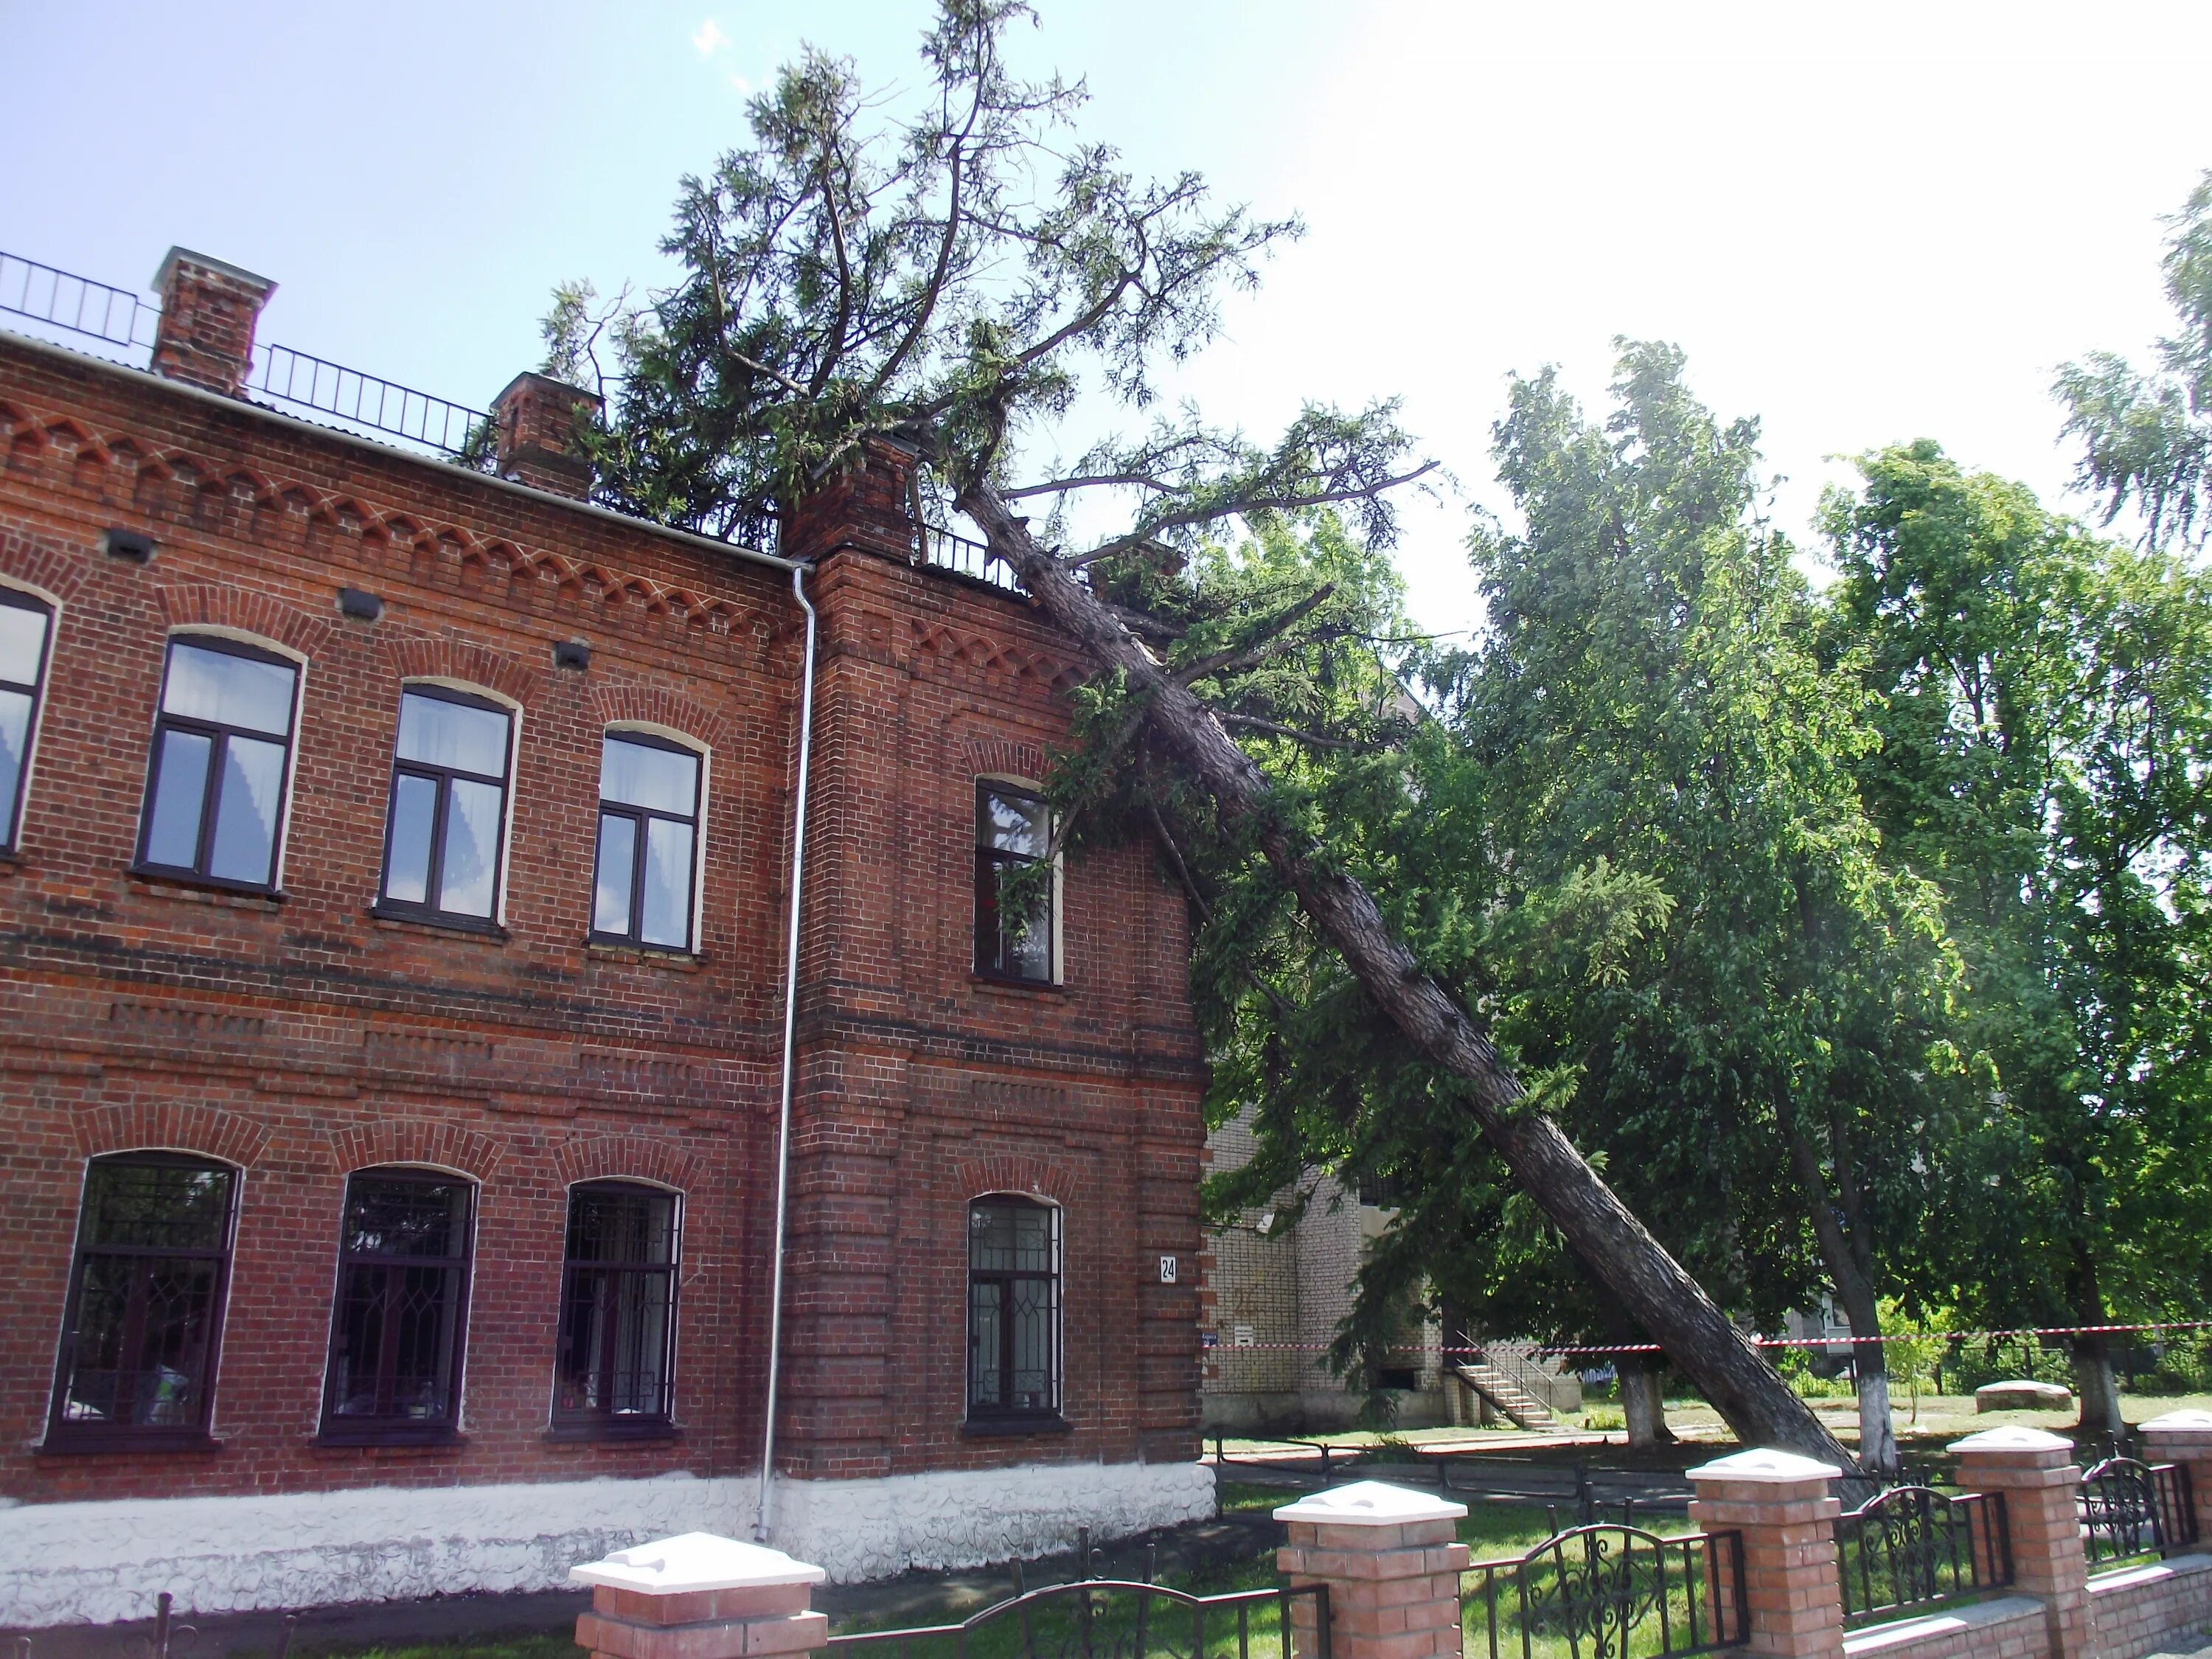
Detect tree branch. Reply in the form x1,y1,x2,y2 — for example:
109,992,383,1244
1172,583,1337,684
1215,712,1362,749
1066,462,1441,571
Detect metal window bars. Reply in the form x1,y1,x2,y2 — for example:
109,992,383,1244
2079,1456,2198,1568
0,251,159,362
1461,1524,1749,1659
1834,1486,2012,1627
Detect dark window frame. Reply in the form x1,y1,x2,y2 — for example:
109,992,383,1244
316,1166,476,1445
973,782,1056,984
45,1151,240,1452
551,1180,681,1437
0,586,55,853
373,684,514,933
133,633,301,894
589,731,704,953
964,1194,1062,1425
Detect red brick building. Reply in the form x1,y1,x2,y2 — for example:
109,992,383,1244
0,251,1208,1627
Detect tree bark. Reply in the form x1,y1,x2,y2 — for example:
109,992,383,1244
961,483,1856,1466
2069,1253,2126,1441
1618,1355,1673,1450
1785,1124,1897,1472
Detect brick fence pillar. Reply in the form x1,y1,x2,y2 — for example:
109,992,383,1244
2139,1409,2212,1544
1686,1448,1845,1659
1276,1481,1472,1659
1952,1426,2094,1659
569,1532,827,1659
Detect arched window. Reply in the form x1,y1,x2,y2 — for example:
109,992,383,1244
553,1180,680,1433
0,587,55,852
136,633,300,891
591,731,703,951
967,1194,1060,1421
319,1166,474,1441
375,685,514,929
48,1152,239,1448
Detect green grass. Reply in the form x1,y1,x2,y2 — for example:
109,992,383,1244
292,1639,575,1659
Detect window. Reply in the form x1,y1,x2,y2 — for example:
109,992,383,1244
0,589,53,851
554,1182,679,1433
592,734,701,950
47,1153,238,1447
967,1195,1060,1420
320,1169,473,1440
974,784,1054,982
137,636,299,889
378,687,512,927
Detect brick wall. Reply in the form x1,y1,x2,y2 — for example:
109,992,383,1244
2085,1554,2212,1659
0,327,1201,1515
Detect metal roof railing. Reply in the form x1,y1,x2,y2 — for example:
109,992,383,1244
246,341,487,458
0,250,159,364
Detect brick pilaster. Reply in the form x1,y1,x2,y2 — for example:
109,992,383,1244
2138,1411,2212,1547
570,1532,827,1659
150,247,275,395
1952,1426,2095,1659
1276,1481,1472,1659
1686,1448,1845,1659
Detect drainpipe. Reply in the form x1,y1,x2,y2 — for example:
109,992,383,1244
756,563,818,1543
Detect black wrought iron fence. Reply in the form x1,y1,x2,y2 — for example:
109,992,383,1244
246,343,487,458
1835,1486,2011,1627
2079,1456,2197,1567
825,1564,1326,1659
1461,1523,1747,1659
922,523,1020,591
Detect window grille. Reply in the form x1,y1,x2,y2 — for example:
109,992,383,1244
136,636,299,890
975,783,1054,982
320,1169,474,1440
376,686,513,928
47,1154,238,1447
591,733,703,951
554,1182,680,1431
967,1195,1060,1419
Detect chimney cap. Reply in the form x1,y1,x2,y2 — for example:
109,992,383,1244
153,247,277,302
494,370,600,411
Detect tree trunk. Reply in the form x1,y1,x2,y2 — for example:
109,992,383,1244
1618,1356,1673,1450
2069,1254,2126,1440
1785,1124,1896,1472
962,484,1855,1467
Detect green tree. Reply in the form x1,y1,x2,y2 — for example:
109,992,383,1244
571,0,1848,1458
1822,442,2212,1433
2056,169,2212,551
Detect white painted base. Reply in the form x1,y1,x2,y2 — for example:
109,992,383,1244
0,1461,1217,1628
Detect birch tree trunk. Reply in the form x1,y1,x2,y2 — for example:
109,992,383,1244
961,483,1854,1466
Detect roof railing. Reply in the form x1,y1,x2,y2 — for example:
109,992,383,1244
247,341,487,459
0,250,159,362
920,521,1018,591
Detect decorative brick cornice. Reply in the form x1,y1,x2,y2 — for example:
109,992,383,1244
909,618,1082,694
328,1119,504,1180
72,1102,272,1168
156,582,333,659
551,1134,706,1194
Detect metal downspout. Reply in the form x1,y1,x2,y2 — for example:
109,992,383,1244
756,563,817,1542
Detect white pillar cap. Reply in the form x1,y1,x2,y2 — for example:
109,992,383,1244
1948,1426,2074,1453
1275,1480,1470,1523
570,1531,827,1592
2140,1410,2212,1432
1685,1448,1843,1482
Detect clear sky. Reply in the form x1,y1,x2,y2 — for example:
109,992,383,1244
6,0,2210,635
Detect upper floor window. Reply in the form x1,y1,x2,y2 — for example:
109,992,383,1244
137,636,299,890
554,1181,680,1433
0,590,53,851
592,733,701,951
967,1195,1060,1421
378,686,512,928
48,1152,238,1448
320,1167,473,1441
974,784,1054,983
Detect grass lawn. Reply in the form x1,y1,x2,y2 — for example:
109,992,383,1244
1655,1391,2212,1454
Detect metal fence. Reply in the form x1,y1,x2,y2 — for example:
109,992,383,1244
246,342,487,458
1461,1523,1747,1659
1210,1438,1694,1523
2079,1456,2197,1567
1835,1486,2011,1627
826,1555,1326,1659
0,250,159,363
921,522,1020,591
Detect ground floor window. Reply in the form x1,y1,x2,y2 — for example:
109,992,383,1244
320,1168,473,1440
48,1153,237,1447
967,1194,1060,1419
554,1181,678,1430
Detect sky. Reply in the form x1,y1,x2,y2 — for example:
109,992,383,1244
5,0,2211,637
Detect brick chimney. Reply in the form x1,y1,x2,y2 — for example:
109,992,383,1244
492,372,602,499
150,248,276,396
780,437,919,564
